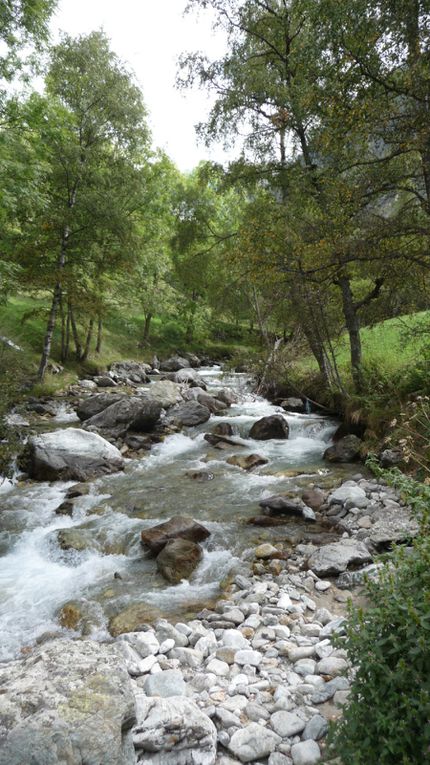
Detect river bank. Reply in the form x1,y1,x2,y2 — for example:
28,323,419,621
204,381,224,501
0,357,419,764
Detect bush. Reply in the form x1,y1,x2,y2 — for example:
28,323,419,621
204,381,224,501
330,468,430,764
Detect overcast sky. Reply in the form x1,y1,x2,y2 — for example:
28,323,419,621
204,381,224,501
50,0,229,171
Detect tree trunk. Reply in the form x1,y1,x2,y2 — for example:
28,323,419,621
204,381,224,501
69,304,83,361
38,227,69,381
95,317,103,354
81,318,94,362
64,302,71,362
142,312,152,343
337,275,363,391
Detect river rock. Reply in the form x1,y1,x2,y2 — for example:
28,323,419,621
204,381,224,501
77,392,125,420
291,740,321,765
307,539,372,576
227,453,269,470
302,489,326,511
108,603,162,637
174,367,204,387
159,355,190,372
324,434,362,463
0,639,136,765
183,388,227,413
328,485,366,506
84,397,162,432
94,375,117,387
167,401,211,426
212,422,234,436
142,380,183,408
217,387,239,405
24,428,124,481
228,722,282,762
205,433,242,448
133,695,217,764
156,538,203,583
249,415,289,440
141,515,211,554
270,710,306,737
110,360,152,384
259,495,314,520
281,397,305,413
144,669,186,697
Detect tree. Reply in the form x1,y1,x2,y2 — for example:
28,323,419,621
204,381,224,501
31,31,150,379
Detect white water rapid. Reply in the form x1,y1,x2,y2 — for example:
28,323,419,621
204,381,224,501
0,367,339,661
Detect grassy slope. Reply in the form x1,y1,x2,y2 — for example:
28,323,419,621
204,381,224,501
0,295,256,386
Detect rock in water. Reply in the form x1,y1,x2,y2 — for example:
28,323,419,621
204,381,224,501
76,392,125,420
24,428,124,481
0,639,136,765
167,401,211,426
142,380,183,408
226,453,269,470
156,538,203,583
281,397,305,413
323,434,362,463
141,515,211,554
159,355,190,372
249,415,289,440
133,695,217,764
84,397,162,432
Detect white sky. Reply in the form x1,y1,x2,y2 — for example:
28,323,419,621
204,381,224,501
50,0,230,171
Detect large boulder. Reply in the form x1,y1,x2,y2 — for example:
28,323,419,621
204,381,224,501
84,397,162,433
141,515,211,555
77,392,125,421
174,368,205,387
159,356,190,372
167,401,211,427
0,639,137,765
133,694,217,765
24,428,124,481
156,538,203,583
307,539,372,576
110,360,151,384
144,380,183,408
249,414,289,440
183,388,226,414
281,397,305,413
324,434,362,463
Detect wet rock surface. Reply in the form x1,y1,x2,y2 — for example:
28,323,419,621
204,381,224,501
24,428,124,481
249,415,290,440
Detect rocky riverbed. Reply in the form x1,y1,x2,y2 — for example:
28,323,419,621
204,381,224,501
0,357,419,764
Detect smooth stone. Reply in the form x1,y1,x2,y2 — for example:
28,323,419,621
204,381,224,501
206,658,230,677
302,715,328,741
222,630,250,650
317,657,348,677
144,669,186,698
271,711,306,737
235,650,262,667
291,740,321,765
228,722,282,762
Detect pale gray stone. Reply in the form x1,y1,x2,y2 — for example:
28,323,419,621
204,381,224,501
317,657,348,677
235,650,262,667
144,669,186,698
271,711,306,737
291,740,321,765
133,694,216,764
302,715,328,741
229,723,282,762
222,629,250,650
0,639,136,765
307,540,372,576
310,676,350,704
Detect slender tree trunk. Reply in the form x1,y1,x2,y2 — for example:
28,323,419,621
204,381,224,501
38,228,69,381
69,304,83,361
95,317,103,354
337,275,363,391
252,286,270,347
142,312,152,343
64,302,71,362
60,294,66,363
81,318,94,362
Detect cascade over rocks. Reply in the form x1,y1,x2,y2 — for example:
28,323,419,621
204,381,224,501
141,515,211,555
0,639,137,765
249,414,289,440
23,428,124,481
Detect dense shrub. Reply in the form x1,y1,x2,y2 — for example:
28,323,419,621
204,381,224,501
330,468,430,764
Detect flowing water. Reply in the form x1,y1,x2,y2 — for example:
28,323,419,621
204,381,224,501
0,367,340,661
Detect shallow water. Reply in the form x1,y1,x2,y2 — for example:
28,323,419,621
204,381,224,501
0,367,340,661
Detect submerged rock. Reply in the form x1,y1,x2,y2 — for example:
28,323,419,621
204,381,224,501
0,639,136,765
227,453,269,471
141,515,211,555
24,428,124,481
249,415,289,440
109,603,162,637
156,538,203,583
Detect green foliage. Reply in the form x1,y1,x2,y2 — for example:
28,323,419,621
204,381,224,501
330,467,430,765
